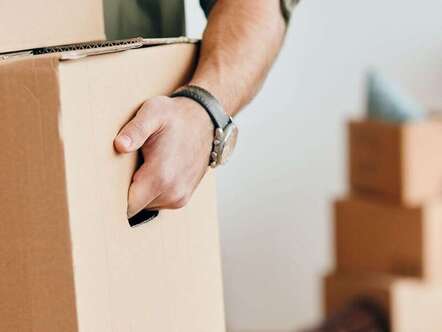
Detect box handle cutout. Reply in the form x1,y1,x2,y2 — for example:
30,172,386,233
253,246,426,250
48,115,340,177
128,210,159,227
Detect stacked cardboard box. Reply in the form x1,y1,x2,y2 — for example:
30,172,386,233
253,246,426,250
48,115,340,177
0,1,226,331
324,119,442,332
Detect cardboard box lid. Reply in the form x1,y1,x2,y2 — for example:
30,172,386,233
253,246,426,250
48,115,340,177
0,0,105,53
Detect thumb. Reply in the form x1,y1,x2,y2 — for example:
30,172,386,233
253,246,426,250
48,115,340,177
114,102,162,153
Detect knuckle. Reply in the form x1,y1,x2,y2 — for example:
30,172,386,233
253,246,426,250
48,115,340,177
141,99,155,110
155,171,174,191
145,96,169,109
156,95,171,103
142,97,171,124
167,187,191,209
164,108,182,128
129,119,148,140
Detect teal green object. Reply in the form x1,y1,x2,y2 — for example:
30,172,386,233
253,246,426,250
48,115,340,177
366,71,424,123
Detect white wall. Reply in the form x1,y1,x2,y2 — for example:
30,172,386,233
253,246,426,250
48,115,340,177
186,1,442,331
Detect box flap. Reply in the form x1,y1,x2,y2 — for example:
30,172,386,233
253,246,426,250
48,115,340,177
0,37,199,61
0,55,78,330
54,37,198,60
0,0,105,53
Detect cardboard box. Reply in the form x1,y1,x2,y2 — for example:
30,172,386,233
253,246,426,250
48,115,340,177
349,119,442,205
334,197,442,280
0,0,105,53
0,41,226,331
324,273,442,332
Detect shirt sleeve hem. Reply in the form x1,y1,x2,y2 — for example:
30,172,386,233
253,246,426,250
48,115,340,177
281,0,300,23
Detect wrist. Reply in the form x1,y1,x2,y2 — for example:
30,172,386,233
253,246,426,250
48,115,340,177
174,96,214,131
187,79,236,116
171,85,238,168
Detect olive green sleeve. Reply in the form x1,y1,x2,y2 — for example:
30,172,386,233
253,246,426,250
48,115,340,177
199,0,300,23
280,0,300,23
199,0,216,17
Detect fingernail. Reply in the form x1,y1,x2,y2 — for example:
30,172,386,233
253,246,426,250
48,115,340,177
117,134,132,150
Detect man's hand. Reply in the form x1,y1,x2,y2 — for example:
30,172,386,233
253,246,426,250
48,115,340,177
115,0,287,216
114,96,213,217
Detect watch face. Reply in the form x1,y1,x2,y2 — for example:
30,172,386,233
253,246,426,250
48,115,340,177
219,123,238,165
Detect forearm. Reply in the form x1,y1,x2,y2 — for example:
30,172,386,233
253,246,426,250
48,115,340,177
190,0,287,116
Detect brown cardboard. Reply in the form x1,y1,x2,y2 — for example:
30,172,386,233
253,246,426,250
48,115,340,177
348,119,442,205
324,273,442,332
0,0,105,53
0,43,225,331
334,197,442,280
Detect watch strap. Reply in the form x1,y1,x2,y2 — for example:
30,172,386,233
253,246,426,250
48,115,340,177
171,85,230,129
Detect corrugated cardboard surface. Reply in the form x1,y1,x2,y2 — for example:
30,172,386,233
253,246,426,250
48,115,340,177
349,119,442,205
335,197,423,278
0,0,104,53
0,44,226,331
324,273,391,318
349,120,402,201
324,273,442,332
334,197,442,280
401,120,442,205
0,55,78,331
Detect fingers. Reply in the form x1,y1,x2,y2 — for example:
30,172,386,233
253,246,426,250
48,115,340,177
128,160,197,216
127,162,162,218
114,99,164,153
123,95,211,215
145,186,192,210
145,167,209,211
128,162,193,216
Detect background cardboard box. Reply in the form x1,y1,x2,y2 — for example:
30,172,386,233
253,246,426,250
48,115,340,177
334,197,442,280
0,43,225,332
324,273,442,332
0,0,105,53
349,119,442,206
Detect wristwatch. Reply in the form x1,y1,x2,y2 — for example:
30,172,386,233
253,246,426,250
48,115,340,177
171,85,238,168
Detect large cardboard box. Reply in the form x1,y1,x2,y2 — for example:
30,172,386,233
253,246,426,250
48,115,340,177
324,273,442,332
0,42,226,331
334,197,442,280
348,119,442,206
0,0,105,53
